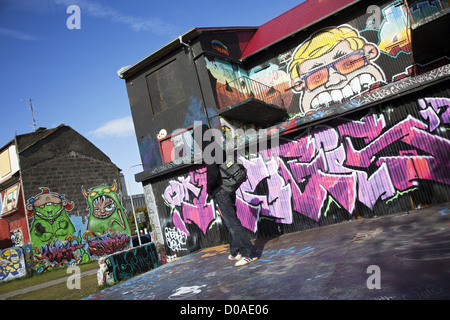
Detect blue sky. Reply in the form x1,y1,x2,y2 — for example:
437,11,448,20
0,0,299,195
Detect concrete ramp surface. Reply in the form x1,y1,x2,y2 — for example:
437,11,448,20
85,203,450,301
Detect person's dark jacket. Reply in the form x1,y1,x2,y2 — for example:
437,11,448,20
206,162,221,196
195,124,225,197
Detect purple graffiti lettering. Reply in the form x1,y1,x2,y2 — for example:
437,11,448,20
302,170,355,221
161,97,450,239
357,163,395,209
164,168,215,235
37,240,85,264
377,126,450,189
344,115,428,168
235,197,260,232
264,157,293,224
337,114,386,144
181,170,215,234
236,155,270,231
164,176,201,207
418,97,450,131
87,232,131,257
237,156,293,228
172,210,190,236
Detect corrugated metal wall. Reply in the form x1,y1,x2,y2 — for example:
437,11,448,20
148,79,450,259
148,165,229,260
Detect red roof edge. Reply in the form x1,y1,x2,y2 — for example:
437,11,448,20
240,0,360,60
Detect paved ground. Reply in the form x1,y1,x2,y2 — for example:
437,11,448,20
85,203,450,301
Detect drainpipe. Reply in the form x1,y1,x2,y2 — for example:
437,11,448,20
178,36,191,52
178,35,212,128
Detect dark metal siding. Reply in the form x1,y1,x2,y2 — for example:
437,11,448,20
127,47,210,171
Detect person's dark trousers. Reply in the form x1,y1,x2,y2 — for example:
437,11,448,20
214,188,257,258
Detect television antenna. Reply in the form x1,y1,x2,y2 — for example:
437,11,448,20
22,98,37,131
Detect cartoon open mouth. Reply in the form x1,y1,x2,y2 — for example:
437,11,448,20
310,73,376,109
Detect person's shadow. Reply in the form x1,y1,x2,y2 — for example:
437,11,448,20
253,219,283,257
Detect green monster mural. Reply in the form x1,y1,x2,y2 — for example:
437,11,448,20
26,188,76,248
81,181,131,236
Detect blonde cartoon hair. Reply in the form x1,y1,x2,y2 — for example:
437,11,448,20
288,26,367,80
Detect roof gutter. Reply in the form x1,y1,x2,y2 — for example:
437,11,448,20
117,27,257,79
117,28,199,80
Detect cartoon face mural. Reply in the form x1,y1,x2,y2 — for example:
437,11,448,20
82,181,130,236
204,1,414,119
288,25,385,114
25,183,132,272
26,188,76,248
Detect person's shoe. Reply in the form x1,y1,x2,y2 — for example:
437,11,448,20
228,253,242,261
235,256,258,267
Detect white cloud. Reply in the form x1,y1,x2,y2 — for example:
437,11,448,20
54,0,174,35
88,116,135,139
0,27,38,41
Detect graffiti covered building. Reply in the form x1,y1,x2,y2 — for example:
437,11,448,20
0,125,132,274
118,0,450,260
0,140,33,281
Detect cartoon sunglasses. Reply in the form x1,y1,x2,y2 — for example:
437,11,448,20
295,49,368,92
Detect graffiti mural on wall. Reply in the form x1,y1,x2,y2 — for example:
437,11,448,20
26,188,76,248
160,96,450,254
205,0,413,117
10,228,24,246
162,168,216,241
81,181,131,235
0,247,26,281
204,56,248,110
102,243,159,284
408,0,450,25
27,181,131,272
376,1,412,57
287,25,386,115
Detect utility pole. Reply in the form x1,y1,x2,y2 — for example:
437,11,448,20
128,164,143,246
22,98,36,131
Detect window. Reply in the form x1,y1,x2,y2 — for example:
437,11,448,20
1,183,20,215
0,148,12,178
158,127,200,164
146,58,187,115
